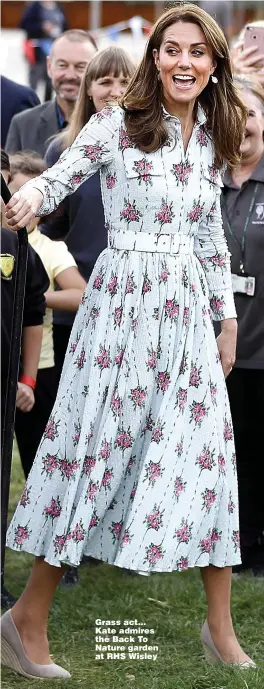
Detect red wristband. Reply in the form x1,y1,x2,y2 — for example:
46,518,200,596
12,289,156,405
19,375,36,390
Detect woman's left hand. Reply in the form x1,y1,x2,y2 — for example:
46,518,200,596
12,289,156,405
217,320,237,378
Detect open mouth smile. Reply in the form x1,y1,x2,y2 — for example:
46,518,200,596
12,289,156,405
172,75,196,89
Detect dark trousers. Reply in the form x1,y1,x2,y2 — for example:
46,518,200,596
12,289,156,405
226,368,264,567
53,323,72,379
15,367,59,478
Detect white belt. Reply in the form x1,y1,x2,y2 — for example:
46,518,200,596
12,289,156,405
109,231,194,255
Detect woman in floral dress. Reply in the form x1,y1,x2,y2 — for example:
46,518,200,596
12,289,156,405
2,3,256,680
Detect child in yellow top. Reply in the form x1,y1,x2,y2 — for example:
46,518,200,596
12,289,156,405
9,151,86,478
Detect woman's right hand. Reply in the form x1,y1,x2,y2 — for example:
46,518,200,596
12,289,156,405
5,187,44,230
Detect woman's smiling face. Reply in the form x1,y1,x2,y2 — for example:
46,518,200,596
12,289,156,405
153,21,216,109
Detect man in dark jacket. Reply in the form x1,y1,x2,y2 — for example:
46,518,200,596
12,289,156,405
5,30,97,156
1,76,40,149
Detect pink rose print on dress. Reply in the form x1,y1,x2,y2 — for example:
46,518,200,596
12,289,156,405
189,400,208,427
74,347,86,370
89,509,99,531
69,333,80,354
81,455,96,477
125,272,137,295
90,306,100,329
86,423,94,443
102,468,114,490
165,297,179,322
176,436,184,457
159,261,170,284
81,142,109,162
70,520,86,543
95,106,113,121
224,418,233,442
146,349,157,371
144,505,164,532
196,127,208,147
218,454,226,475
111,393,122,420
144,542,164,566
125,455,136,476
59,458,79,481
189,365,202,388
114,426,134,451
211,528,222,551
99,440,112,461
157,370,170,393
201,488,217,512
43,496,62,522
209,253,226,269
175,556,189,571
151,422,165,444
120,199,143,224
183,307,190,327
142,274,152,295
174,476,187,501
132,158,153,186
114,346,124,366
85,480,99,504
181,268,189,288
210,382,217,405
120,529,132,549
54,532,70,556
174,518,193,544
141,411,155,435
187,200,204,224
196,445,216,472
43,416,59,441
154,199,175,228
95,344,111,371
179,353,188,376
199,531,212,554
20,485,31,508
42,453,59,477
119,127,134,151
72,422,81,447
207,164,219,185
210,295,225,319
106,174,117,189
231,452,236,474
232,530,240,553
93,267,105,291
14,524,31,549
129,482,137,501
144,460,164,486
109,519,123,544
113,305,123,328
175,387,187,412
171,160,193,186
107,273,118,296
129,385,147,410
71,171,86,186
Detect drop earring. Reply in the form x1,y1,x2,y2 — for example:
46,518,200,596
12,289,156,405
157,70,161,81
211,75,218,84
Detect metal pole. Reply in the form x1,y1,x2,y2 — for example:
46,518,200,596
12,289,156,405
89,0,102,31
1,175,28,608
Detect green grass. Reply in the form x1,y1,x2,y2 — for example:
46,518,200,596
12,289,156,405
2,450,264,689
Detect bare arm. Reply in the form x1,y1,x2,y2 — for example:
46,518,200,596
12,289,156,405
45,267,86,312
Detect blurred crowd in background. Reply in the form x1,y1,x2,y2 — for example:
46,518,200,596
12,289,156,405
1,1,264,589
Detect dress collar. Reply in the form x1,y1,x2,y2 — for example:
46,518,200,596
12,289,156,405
161,102,206,127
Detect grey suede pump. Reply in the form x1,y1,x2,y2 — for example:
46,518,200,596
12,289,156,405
1,610,71,679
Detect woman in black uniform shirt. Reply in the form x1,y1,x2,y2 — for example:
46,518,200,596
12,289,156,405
222,77,264,575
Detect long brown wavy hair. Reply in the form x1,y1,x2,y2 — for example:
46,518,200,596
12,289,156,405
121,3,247,168
58,47,135,151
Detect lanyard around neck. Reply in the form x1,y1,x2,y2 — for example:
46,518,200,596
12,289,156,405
222,182,259,274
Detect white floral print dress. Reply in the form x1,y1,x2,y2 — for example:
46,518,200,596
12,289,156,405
7,105,241,573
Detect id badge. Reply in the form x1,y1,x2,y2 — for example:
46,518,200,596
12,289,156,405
232,274,255,296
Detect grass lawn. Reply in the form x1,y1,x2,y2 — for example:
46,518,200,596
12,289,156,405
1,450,264,689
